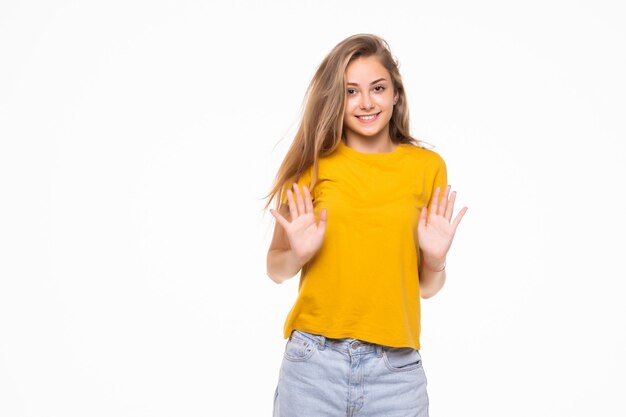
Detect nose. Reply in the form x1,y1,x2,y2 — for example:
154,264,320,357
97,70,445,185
359,93,374,110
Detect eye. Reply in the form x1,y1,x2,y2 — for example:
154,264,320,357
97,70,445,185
374,85,385,92
346,88,356,95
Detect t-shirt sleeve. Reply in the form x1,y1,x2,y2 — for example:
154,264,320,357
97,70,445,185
428,155,448,206
280,165,313,205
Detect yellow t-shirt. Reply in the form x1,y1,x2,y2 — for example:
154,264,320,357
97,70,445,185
280,140,447,349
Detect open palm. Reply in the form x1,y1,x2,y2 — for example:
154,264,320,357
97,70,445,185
417,185,468,262
270,183,328,265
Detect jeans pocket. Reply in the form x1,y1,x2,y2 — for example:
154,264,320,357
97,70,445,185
383,347,423,372
283,332,316,362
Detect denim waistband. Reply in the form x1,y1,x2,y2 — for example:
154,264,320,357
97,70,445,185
290,329,384,357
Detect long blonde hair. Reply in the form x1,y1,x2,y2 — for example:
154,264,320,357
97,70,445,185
263,33,429,213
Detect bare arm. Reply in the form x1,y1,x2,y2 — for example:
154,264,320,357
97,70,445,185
418,251,447,299
417,185,467,299
267,203,304,284
266,184,328,284
267,247,306,284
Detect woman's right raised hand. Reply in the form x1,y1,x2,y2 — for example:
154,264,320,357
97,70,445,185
270,183,328,266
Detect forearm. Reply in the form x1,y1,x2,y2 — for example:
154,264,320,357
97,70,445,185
267,248,305,284
418,254,447,299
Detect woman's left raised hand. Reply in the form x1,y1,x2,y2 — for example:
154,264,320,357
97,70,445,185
417,185,468,264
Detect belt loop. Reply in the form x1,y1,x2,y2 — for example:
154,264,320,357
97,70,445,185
377,345,383,357
318,334,326,350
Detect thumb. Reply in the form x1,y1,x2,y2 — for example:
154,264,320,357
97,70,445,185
316,208,328,236
418,206,427,230
270,208,289,229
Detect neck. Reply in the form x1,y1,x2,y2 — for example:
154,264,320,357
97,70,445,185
344,130,395,154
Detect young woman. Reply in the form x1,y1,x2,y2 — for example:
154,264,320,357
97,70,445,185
264,34,467,417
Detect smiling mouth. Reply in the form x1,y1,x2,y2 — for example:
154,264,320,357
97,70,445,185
356,112,381,121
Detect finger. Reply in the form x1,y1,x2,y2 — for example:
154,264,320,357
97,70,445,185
303,184,314,214
286,189,297,220
438,185,451,216
429,186,441,216
445,190,457,222
451,206,468,231
293,183,305,216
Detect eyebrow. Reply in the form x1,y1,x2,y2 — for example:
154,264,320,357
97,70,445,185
346,78,387,86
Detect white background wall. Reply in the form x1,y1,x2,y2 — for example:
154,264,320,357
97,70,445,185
1,1,624,416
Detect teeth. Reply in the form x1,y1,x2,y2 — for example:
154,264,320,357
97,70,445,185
358,114,377,120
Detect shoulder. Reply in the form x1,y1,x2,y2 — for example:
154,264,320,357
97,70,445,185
403,144,446,168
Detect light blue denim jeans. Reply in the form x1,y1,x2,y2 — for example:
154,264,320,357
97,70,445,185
273,329,429,417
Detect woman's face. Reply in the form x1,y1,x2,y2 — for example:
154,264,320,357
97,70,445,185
343,55,398,144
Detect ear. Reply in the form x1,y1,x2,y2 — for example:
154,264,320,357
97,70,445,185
393,92,399,105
